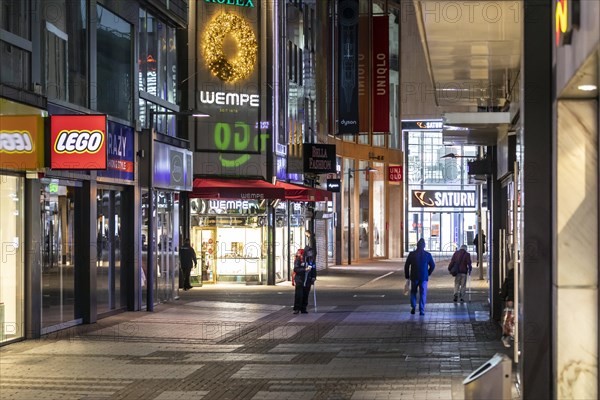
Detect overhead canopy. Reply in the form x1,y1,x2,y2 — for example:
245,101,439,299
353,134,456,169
190,178,332,202
275,181,332,202
191,178,285,200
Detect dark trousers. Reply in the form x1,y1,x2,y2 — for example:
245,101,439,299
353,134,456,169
293,284,312,311
182,267,192,289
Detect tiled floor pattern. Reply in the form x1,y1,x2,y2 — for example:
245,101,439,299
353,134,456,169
1,299,513,399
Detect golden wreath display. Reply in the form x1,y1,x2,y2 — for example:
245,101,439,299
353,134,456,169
202,13,258,83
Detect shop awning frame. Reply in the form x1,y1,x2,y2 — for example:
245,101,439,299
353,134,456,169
191,178,285,200
190,178,333,202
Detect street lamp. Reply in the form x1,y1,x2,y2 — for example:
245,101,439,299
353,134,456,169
145,108,209,311
347,167,377,265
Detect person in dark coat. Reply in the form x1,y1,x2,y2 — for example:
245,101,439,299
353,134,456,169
404,238,435,315
179,239,197,291
293,247,317,314
473,232,486,265
448,245,472,302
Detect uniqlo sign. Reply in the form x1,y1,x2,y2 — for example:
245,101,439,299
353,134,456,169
388,166,403,182
50,115,107,170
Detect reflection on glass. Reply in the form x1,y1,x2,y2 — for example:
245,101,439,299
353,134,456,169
0,176,24,342
41,184,76,329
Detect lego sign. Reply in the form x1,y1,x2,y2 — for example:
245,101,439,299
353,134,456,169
0,115,45,170
50,115,107,170
388,166,403,182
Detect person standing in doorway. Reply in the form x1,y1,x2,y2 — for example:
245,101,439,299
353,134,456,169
448,245,472,302
404,238,436,315
179,239,197,291
473,232,486,266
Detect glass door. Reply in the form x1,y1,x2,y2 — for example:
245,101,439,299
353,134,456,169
192,227,216,284
96,188,123,315
156,191,178,302
41,181,78,330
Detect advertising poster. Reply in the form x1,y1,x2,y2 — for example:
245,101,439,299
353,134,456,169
195,1,265,177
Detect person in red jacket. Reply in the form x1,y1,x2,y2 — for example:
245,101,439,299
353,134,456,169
448,245,472,302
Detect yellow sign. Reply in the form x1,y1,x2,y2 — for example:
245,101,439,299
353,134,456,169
0,115,45,170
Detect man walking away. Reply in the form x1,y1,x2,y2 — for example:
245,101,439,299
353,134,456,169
179,239,197,291
448,245,472,302
404,238,435,316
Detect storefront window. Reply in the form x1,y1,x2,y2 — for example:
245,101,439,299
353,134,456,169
344,158,355,263
43,0,87,106
0,175,24,343
190,199,269,284
96,189,124,315
358,160,370,259
41,181,78,331
97,4,132,121
372,162,385,257
275,201,289,282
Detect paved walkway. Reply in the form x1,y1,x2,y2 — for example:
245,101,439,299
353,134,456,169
0,259,520,399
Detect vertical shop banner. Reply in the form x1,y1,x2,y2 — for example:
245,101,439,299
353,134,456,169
50,115,107,170
337,0,359,135
194,1,264,177
372,16,389,133
357,15,369,133
0,115,45,170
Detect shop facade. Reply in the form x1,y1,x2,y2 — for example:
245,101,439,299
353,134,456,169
403,121,482,254
0,103,45,343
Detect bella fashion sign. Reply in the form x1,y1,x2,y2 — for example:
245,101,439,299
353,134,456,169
303,143,336,174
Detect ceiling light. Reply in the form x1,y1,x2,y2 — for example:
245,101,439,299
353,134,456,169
577,84,597,92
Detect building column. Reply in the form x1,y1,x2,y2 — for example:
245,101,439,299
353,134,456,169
521,0,553,397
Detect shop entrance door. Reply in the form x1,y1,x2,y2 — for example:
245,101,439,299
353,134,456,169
41,181,80,331
192,228,216,284
156,192,178,302
96,188,124,315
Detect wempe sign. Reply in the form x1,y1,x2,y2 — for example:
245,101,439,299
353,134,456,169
411,190,476,208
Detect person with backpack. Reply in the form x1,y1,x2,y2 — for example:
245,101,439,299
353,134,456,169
448,245,472,302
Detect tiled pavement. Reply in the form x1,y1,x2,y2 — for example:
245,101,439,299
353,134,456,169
0,260,520,399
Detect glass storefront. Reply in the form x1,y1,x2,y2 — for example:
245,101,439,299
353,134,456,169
41,180,79,331
0,175,24,343
404,127,480,253
96,188,124,315
372,162,386,258
190,199,268,284
141,190,179,304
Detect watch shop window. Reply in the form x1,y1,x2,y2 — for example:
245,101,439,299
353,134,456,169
96,4,132,121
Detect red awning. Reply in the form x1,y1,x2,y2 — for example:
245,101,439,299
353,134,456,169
191,178,285,200
275,181,333,202
275,181,315,201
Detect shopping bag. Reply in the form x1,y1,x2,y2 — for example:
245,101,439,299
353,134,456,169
502,306,515,337
403,279,411,296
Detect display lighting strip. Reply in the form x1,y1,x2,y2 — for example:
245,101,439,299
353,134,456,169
202,13,258,83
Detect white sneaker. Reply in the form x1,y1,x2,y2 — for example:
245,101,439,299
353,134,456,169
501,336,511,348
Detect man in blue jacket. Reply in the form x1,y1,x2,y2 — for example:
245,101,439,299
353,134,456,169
404,238,435,315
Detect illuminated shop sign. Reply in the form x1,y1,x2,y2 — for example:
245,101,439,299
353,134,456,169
97,121,135,181
204,0,255,8
326,179,341,192
196,2,263,174
191,199,261,214
303,144,337,174
388,166,403,182
50,115,107,170
401,121,443,130
0,115,44,170
555,0,580,46
411,190,476,208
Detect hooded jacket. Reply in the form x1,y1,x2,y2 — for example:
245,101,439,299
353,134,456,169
404,239,435,281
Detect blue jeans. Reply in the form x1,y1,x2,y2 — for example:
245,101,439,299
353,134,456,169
410,280,428,312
